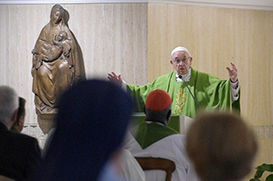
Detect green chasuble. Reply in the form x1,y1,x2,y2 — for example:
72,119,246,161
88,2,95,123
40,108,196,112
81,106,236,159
127,68,240,118
131,122,179,149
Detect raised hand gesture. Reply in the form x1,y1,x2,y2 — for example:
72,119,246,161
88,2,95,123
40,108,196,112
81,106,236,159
107,72,122,87
226,62,238,82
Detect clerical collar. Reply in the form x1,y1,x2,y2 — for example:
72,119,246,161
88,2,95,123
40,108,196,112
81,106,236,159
176,68,191,82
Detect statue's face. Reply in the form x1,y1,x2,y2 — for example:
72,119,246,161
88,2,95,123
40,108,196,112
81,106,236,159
51,8,62,24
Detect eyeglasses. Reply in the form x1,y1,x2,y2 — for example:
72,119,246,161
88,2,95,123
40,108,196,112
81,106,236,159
172,57,191,64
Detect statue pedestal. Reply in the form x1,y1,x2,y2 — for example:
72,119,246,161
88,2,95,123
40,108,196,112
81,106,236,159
36,108,57,134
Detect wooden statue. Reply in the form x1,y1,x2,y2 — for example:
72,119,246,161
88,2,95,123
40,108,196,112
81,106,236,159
31,4,86,134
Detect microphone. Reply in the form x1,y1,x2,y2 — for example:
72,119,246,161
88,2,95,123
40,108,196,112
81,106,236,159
179,75,199,110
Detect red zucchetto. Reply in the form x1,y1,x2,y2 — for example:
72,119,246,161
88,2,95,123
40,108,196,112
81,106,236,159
145,89,172,111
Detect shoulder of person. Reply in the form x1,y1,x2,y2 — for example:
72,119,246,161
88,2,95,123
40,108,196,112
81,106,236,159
9,131,39,146
154,71,176,81
194,68,220,81
160,133,185,144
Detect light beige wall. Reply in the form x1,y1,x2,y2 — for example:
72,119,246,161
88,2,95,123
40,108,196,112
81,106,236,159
148,3,273,178
0,3,148,145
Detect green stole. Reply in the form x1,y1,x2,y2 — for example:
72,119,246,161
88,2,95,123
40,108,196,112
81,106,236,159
127,67,240,118
131,122,179,149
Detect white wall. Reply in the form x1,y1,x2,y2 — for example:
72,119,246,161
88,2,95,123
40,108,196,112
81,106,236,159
0,0,273,11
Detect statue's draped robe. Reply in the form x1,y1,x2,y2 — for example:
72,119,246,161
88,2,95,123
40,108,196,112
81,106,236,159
32,21,85,113
127,68,240,118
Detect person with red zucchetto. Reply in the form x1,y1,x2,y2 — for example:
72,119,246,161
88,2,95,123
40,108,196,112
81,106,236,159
125,89,200,181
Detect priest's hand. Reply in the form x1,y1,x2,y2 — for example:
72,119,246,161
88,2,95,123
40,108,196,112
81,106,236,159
108,72,122,87
226,62,238,82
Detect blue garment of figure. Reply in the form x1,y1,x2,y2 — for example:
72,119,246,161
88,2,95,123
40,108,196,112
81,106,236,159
34,79,133,180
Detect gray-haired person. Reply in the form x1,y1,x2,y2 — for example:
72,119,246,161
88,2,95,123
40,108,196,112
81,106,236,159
0,86,42,180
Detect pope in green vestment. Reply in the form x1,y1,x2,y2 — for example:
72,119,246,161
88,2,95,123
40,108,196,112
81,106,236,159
127,68,240,118
130,89,180,148
108,46,240,118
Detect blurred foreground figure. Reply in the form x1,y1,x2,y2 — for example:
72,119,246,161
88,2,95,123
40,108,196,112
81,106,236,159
186,112,258,181
0,86,41,180
37,79,133,180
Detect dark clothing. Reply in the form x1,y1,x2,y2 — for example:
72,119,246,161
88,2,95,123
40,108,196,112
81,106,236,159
0,122,42,180
36,80,133,180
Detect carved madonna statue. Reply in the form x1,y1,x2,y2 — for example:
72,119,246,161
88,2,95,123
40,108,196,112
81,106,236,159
31,4,86,134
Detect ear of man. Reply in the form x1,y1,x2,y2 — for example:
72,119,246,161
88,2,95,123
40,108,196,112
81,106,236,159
9,109,19,129
17,115,25,127
166,109,172,124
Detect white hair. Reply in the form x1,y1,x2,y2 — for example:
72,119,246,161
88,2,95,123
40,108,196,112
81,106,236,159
0,86,19,122
171,46,192,59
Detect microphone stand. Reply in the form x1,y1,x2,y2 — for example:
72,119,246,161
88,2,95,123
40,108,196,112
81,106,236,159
179,75,200,111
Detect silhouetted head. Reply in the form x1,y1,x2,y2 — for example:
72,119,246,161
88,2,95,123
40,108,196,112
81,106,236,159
39,79,133,180
186,111,258,181
144,89,172,126
0,86,19,129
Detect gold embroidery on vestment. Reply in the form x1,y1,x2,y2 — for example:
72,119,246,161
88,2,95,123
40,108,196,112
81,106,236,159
173,88,186,115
